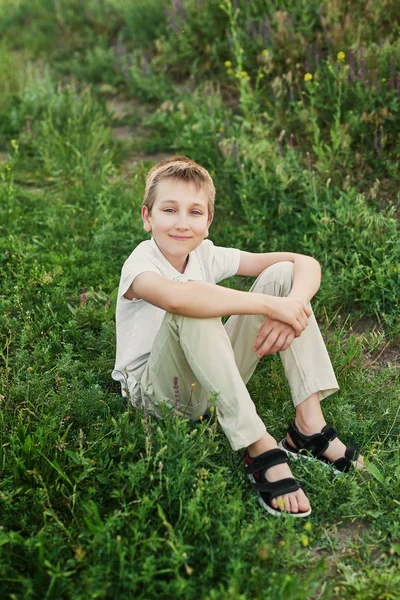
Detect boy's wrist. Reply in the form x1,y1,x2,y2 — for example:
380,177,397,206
288,291,312,305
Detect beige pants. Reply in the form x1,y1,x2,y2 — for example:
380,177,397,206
138,262,339,451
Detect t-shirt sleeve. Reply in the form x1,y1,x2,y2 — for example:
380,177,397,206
211,244,241,283
119,259,161,298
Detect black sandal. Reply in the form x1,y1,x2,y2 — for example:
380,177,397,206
244,448,311,518
279,420,360,474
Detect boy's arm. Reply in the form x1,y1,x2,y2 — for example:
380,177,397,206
237,251,321,303
238,251,321,357
128,272,311,335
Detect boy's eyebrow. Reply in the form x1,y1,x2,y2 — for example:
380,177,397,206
159,199,206,207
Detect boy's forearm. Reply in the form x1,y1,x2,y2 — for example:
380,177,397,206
288,256,321,304
172,281,271,318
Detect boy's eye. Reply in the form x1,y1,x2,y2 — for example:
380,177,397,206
163,208,175,213
191,210,202,215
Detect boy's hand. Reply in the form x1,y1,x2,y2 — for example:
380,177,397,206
253,318,296,357
267,296,311,336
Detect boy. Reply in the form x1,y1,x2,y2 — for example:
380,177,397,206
112,156,364,517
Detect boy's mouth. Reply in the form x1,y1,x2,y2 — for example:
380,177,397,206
169,235,193,240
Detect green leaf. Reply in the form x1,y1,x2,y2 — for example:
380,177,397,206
364,458,386,485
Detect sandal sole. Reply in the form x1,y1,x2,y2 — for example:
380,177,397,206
278,439,345,476
247,474,312,518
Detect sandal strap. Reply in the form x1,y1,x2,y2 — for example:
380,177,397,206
288,420,338,458
333,443,360,472
250,477,301,500
244,448,288,476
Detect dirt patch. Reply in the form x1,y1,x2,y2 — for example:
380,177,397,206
106,96,154,122
310,519,368,577
364,343,400,368
106,98,135,120
111,125,137,141
347,316,382,335
326,315,400,369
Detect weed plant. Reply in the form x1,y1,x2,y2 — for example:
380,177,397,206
0,1,400,598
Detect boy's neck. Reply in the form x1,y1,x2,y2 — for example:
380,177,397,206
153,239,189,273
173,254,189,274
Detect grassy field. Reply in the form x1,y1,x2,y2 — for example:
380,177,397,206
0,1,399,598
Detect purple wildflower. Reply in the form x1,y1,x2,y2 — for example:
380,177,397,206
390,56,395,81
359,47,365,77
264,15,274,40
172,0,186,22
314,39,321,68
289,133,295,148
348,48,356,81
166,10,179,32
318,10,332,44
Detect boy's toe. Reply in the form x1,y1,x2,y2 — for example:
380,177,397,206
283,495,291,513
297,489,311,513
289,495,299,513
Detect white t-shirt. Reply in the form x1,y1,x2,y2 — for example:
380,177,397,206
112,237,240,398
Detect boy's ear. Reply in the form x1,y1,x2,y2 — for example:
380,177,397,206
142,205,152,232
204,212,214,238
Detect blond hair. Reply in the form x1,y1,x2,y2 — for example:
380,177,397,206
142,155,215,215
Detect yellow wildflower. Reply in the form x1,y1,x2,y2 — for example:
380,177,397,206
227,68,234,76
304,521,312,532
300,534,309,547
304,73,313,82
224,60,232,68
241,71,248,78
258,72,265,79
337,51,345,62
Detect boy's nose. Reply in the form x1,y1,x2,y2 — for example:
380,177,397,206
176,216,189,229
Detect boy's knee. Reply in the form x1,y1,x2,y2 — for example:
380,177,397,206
166,312,222,331
258,261,294,295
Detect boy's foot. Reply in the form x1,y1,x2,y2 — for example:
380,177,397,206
280,420,365,473
245,446,311,516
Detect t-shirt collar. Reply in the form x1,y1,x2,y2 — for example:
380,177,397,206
150,237,204,282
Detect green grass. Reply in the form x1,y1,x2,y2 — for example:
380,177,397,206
0,1,400,598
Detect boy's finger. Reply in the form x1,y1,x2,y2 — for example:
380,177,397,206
257,332,278,356
293,321,303,336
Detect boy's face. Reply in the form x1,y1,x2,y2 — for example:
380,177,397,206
142,178,213,271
